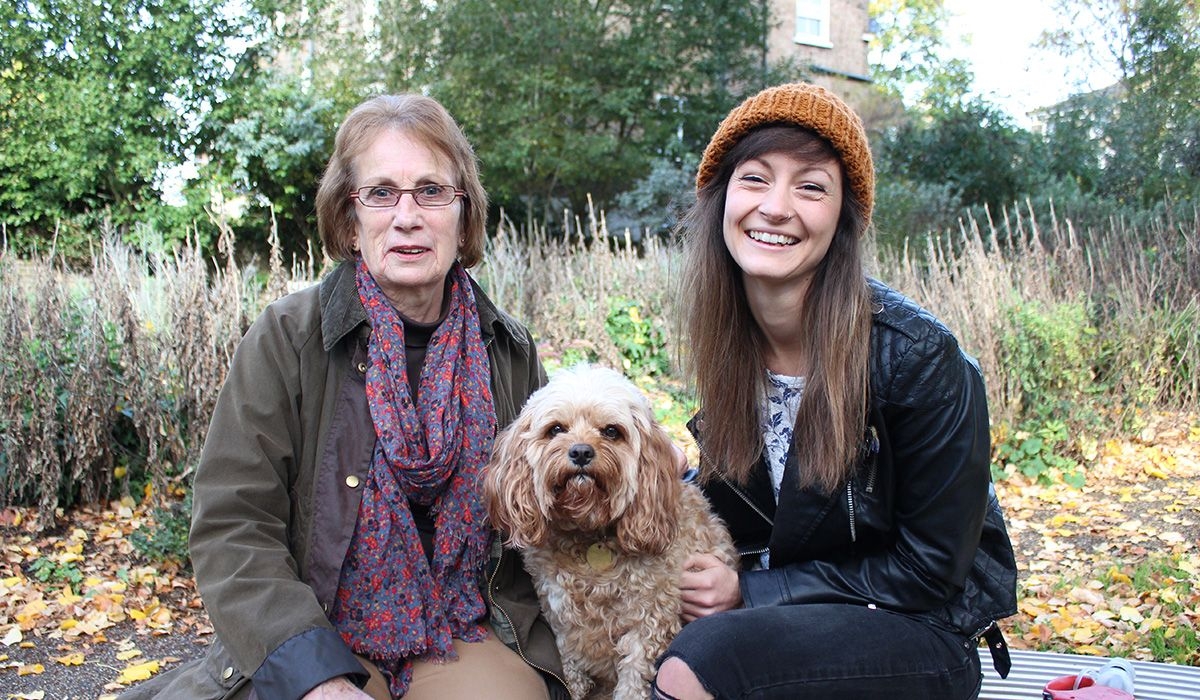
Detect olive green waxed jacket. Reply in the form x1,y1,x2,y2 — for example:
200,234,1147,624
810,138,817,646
121,262,564,699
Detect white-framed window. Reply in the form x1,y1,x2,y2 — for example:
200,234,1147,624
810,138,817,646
794,0,832,48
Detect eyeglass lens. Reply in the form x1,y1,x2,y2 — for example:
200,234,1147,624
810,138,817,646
354,185,461,207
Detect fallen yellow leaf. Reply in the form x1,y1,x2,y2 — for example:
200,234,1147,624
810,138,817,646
54,652,85,665
116,649,143,661
1107,566,1132,585
17,662,45,675
1142,463,1168,479
116,659,160,684
57,589,83,605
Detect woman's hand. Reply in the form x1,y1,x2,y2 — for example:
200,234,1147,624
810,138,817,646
679,553,741,622
672,441,688,477
301,677,373,699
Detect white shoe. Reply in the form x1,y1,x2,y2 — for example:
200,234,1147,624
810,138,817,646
1085,658,1136,694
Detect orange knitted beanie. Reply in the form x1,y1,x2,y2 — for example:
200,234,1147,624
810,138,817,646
696,82,874,223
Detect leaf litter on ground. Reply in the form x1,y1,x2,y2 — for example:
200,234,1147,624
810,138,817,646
1,411,1197,698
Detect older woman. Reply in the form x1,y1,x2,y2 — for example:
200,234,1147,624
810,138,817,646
652,83,1018,699
125,95,565,699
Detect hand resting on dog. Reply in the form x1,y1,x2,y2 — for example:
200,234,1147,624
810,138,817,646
680,553,742,623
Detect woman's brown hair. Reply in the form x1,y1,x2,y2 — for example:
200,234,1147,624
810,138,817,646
315,94,488,267
680,125,872,493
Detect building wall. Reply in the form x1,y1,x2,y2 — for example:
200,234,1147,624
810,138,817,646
766,0,873,105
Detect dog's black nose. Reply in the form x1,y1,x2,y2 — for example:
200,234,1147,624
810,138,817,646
568,443,594,467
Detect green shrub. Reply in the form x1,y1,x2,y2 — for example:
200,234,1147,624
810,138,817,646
28,556,84,594
998,299,1099,423
993,419,1083,486
605,296,670,378
991,300,1103,482
130,492,193,569
872,178,965,250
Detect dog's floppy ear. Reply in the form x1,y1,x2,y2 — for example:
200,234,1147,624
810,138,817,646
482,415,549,549
616,422,681,556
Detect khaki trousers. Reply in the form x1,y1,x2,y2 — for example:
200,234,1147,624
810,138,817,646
357,634,550,700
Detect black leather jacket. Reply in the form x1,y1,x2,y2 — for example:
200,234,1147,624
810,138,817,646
696,280,1017,651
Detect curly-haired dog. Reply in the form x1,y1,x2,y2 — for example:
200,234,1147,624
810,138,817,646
483,364,737,700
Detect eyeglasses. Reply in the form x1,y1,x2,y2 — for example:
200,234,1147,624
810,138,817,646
350,184,466,208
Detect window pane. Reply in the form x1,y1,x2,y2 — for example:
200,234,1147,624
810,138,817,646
794,0,828,43
796,18,822,36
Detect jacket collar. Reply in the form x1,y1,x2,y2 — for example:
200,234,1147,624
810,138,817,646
317,260,527,352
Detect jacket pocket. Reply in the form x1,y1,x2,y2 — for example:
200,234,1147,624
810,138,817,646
848,425,891,538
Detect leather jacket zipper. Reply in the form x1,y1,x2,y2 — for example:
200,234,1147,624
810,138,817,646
717,474,774,559
487,548,567,692
847,425,880,542
846,482,857,543
863,426,880,494
718,473,774,527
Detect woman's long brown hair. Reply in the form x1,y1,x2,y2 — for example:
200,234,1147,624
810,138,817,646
679,126,871,493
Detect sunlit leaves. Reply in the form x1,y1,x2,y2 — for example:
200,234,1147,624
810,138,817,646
999,411,1200,665
0,502,210,693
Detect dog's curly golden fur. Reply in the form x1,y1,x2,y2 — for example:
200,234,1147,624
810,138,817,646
483,364,737,700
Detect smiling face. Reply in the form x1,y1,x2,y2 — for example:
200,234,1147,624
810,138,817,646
353,128,463,321
721,149,843,301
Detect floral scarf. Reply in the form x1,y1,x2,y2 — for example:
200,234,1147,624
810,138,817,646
331,257,496,696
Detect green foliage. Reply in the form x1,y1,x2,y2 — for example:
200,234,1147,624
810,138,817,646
868,0,949,93
191,71,351,259
604,297,670,378
989,299,1103,483
649,382,698,433
130,492,193,568
871,178,963,245
993,420,1083,486
610,152,699,240
382,0,784,226
1103,0,1200,204
1040,0,1200,207
29,556,84,593
878,97,1044,214
0,0,278,258
999,300,1099,422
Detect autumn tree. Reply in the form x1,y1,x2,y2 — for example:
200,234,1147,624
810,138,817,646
377,0,783,225
0,0,287,256
867,0,974,107
1041,0,1200,204
186,1,372,260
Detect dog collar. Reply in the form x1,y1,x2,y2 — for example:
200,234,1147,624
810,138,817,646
585,542,615,571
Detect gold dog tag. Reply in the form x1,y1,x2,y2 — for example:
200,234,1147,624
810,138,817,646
586,542,614,571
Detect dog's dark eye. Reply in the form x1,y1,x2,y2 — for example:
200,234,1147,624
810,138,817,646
547,424,566,438
600,425,622,440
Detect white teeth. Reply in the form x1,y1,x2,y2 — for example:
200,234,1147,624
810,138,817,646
747,230,798,246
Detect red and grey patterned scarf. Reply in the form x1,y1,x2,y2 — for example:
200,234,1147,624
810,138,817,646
331,257,496,696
